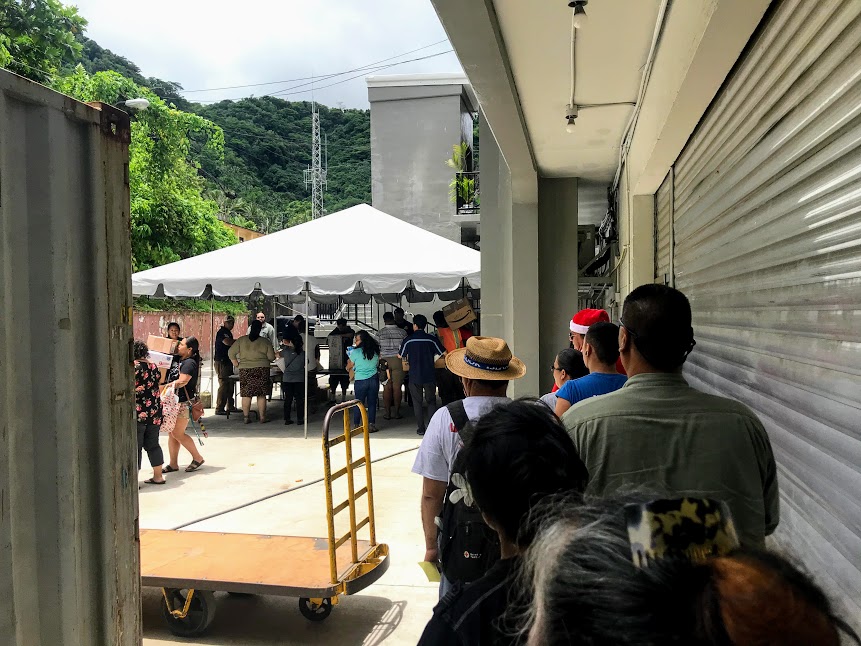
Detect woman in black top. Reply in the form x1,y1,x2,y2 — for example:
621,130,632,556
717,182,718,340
163,336,205,473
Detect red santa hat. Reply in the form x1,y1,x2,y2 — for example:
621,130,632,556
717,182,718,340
570,308,610,335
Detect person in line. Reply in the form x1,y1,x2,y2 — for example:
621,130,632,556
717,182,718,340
554,322,627,417
399,315,447,435
347,330,381,432
256,312,279,354
229,319,276,424
540,347,588,411
327,317,355,404
569,308,627,376
214,315,236,415
165,321,182,344
280,335,306,426
163,336,205,473
133,340,165,485
393,307,413,335
520,495,859,646
164,321,183,383
563,284,779,546
413,336,525,597
417,400,588,645
378,312,408,419
432,310,471,405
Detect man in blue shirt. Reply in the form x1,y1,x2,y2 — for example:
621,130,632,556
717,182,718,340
555,321,627,418
399,314,446,435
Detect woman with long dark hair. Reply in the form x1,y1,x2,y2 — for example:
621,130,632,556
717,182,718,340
163,336,206,473
229,319,276,424
133,339,165,484
347,329,381,432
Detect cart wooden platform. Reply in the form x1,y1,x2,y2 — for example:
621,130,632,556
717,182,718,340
141,401,390,637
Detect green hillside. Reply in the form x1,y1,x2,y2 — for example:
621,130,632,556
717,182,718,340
75,37,371,233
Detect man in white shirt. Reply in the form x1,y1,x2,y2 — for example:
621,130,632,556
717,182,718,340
411,336,527,597
256,312,279,353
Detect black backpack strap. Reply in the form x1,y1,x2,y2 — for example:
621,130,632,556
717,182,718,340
447,400,469,434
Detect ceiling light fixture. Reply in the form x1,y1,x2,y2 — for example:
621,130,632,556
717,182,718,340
568,0,589,29
565,104,579,133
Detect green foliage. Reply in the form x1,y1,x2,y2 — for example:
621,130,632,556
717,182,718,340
134,296,248,315
0,0,87,83
446,142,479,208
194,97,370,233
53,67,236,270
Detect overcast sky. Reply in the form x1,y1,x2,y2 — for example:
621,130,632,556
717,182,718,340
72,0,464,108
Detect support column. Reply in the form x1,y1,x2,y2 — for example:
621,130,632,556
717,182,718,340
475,114,539,396
538,178,578,393
630,194,656,294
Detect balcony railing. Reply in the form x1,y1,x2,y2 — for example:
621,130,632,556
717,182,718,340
455,171,480,215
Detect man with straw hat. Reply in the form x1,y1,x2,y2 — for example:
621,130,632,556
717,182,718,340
412,336,526,596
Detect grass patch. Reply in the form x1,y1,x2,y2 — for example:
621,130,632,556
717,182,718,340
134,296,248,316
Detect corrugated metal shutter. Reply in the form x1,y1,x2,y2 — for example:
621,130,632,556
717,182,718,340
672,0,861,625
654,171,672,284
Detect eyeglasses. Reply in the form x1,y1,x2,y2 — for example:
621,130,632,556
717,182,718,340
619,318,638,337
551,365,561,372
256,316,265,321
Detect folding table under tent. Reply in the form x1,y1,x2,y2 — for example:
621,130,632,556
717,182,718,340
132,203,481,437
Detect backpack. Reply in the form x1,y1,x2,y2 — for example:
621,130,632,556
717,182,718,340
437,401,501,585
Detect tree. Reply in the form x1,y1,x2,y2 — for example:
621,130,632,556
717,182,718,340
0,0,87,83
53,67,236,270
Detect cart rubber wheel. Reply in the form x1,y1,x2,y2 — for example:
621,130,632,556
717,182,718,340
162,588,216,637
299,597,333,622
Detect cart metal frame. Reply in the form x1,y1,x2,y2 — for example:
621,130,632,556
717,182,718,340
141,400,390,636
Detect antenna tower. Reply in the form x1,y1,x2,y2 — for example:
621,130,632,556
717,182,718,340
304,100,327,219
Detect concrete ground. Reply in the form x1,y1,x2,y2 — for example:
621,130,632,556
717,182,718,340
139,390,437,645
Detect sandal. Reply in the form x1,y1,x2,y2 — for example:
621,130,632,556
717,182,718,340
382,413,392,420
393,413,404,420
185,459,205,472
144,478,166,485
163,465,180,473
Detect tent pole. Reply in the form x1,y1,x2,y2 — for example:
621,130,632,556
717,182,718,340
209,296,215,396
304,287,310,440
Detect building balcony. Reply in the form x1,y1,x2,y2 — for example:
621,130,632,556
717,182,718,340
455,171,480,217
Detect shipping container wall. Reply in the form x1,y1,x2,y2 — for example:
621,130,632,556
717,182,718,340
0,71,140,645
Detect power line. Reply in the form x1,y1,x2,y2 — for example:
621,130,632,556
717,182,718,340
182,49,455,105
265,50,454,99
180,39,450,94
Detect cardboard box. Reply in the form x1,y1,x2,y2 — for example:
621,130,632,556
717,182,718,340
443,298,477,330
147,335,178,355
148,351,174,369
327,333,351,370
158,367,168,384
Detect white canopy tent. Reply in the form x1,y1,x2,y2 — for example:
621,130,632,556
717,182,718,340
132,203,480,297
132,204,480,438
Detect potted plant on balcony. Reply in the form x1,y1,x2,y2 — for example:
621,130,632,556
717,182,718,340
446,142,479,213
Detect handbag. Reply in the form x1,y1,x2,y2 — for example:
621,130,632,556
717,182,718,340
184,387,204,422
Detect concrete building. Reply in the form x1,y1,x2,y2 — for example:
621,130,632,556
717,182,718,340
432,0,861,630
367,74,479,245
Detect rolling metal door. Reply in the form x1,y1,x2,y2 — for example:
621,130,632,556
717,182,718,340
654,171,672,284
672,0,861,625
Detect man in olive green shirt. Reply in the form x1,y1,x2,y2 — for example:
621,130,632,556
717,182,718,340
562,285,779,546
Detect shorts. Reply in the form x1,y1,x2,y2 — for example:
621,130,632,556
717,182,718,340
329,374,349,390
382,356,404,391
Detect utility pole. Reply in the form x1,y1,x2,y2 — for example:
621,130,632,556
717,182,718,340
304,99,327,219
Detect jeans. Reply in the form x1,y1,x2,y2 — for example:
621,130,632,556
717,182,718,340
136,421,164,469
410,382,437,432
353,376,379,426
282,381,305,422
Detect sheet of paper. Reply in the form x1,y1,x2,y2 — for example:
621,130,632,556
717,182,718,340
418,561,441,583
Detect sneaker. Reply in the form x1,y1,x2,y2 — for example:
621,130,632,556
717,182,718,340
284,419,294,426
215,409,227,416
369,424,379,433
416,428,425,436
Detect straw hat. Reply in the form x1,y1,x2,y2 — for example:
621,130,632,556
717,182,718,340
445,336,526,381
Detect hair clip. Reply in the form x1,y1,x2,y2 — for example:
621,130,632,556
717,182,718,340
625,497,739,568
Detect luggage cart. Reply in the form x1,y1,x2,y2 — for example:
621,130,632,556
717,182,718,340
141,400,390,637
